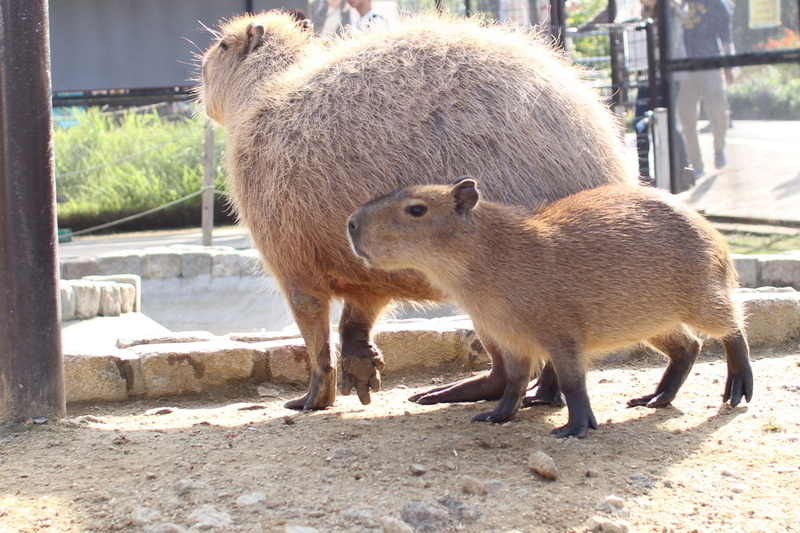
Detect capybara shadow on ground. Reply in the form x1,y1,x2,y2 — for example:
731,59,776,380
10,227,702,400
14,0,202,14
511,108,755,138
348,180,752,437
198,11,635,412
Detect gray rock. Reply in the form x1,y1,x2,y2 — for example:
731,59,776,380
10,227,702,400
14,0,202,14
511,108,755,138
437,496,482,523
483,480,509,493
131,506,162,526
628,472,655,489
235,492,268,510
187,504,232,530
341,507,376,527
399,501,450,532
175,479,210,496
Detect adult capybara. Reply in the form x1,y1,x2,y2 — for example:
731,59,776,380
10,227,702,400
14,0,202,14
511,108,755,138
198,11,636,411
348,179,753,437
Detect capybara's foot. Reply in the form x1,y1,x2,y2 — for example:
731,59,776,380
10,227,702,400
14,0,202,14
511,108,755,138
409,372,505,405
522,362,565,407
472,409,512,423
723,371,753,407
627,391,674,408
285,368,337,410
523,392,566,407
722,330,753,407
550,414,598,438
340,346,385,406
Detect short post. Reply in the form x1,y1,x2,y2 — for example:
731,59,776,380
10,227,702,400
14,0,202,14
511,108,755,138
651,108,671,190
0,0,66,421
201,123,215,247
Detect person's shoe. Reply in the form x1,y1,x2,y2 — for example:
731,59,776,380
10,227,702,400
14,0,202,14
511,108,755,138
715,151,726,169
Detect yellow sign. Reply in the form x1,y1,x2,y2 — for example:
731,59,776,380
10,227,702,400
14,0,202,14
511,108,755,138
750,0,781,29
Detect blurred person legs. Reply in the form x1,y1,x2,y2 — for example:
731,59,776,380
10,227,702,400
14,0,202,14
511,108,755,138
677,69,729,175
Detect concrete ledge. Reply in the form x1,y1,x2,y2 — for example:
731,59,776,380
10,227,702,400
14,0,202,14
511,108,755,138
732,251,800,289
60,288,800,404
60,245,262,280
60,277,139,321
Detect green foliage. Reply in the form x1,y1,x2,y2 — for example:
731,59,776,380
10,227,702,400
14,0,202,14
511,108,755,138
723,230,800,255
728,64,800,120
55,107,228,229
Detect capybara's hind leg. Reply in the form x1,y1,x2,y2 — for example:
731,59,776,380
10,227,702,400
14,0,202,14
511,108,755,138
522,361,565,407
339,297,391,405
410,332,506,405
284,291,337,411
547,342,597,438
628,328,700,408
473,345,532,423
722,329,752,406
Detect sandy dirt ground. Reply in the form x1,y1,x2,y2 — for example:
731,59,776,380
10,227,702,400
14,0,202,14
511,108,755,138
1,347,799,533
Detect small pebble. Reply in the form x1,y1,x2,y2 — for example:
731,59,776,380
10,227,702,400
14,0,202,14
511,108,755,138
409,464,427,476
145,407,176,416
586,515,630,533
379,516,414,533
460,475,487,495
527,451,558,480
483,480,509,493
283,415,296,425
731,483,751,493
596,495,626,515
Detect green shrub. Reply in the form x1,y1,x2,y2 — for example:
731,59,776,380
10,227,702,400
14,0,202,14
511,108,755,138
55,106,230,231
728,64,800,120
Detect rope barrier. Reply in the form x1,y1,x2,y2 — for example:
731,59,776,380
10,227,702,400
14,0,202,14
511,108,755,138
68,186,229,237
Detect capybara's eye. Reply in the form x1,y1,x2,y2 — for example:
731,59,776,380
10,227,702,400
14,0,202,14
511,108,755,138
405,205,427,217
219,41,229,52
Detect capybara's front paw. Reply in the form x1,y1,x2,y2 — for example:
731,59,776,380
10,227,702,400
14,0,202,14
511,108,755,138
723,371,753,407
522,389,566,407
550,410,598,438
627,392,674,408
472,410,511,423
341,353,385,405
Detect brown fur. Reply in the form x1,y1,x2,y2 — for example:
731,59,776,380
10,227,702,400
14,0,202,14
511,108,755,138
198,11,636,410
348,181,753,437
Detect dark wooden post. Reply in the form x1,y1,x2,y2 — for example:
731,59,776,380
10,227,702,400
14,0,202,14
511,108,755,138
0,0,66,421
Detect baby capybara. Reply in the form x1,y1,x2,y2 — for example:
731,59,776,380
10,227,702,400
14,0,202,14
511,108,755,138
198,11,635,411
348,179,752,437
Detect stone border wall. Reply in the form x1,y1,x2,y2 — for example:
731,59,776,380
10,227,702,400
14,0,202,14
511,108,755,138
60,245,800,289
60,246,262,281
63,290,800,404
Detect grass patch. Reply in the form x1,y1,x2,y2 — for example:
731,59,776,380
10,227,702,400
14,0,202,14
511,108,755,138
722,231,800,255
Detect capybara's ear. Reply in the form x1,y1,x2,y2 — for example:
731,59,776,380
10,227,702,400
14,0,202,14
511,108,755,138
246,23,266,53
452,178,479,216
